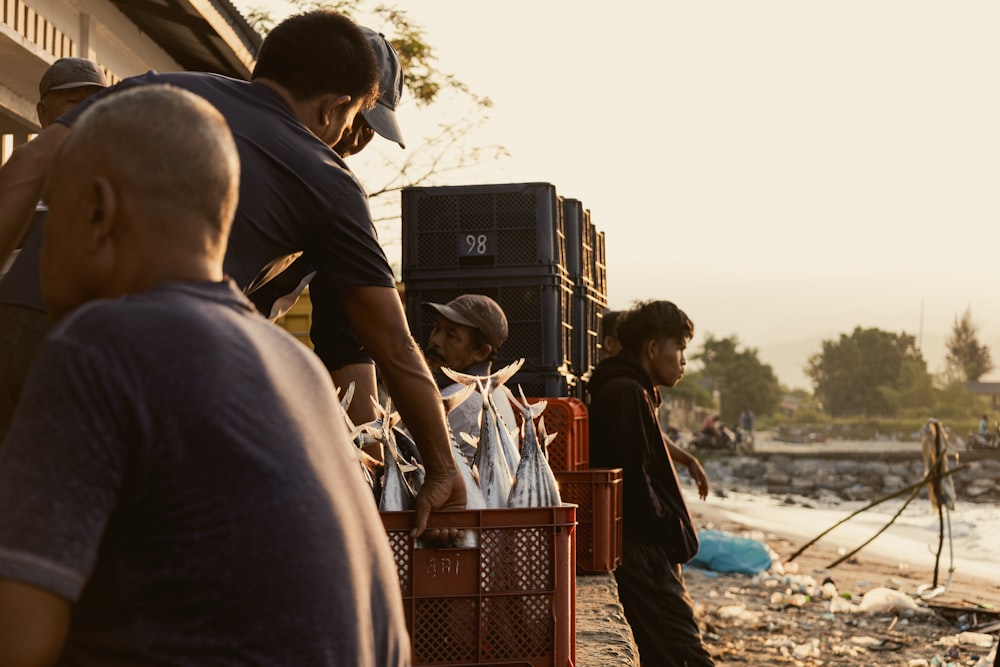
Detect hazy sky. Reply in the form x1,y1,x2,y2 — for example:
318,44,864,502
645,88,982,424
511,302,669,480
242,1,1000,389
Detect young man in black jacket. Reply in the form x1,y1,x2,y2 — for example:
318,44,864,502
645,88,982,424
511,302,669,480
588,300,715,666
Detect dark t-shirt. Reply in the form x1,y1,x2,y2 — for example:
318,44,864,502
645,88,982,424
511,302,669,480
587,353,699,563
59,72,395,371
0,281,409,665
0,207,47,311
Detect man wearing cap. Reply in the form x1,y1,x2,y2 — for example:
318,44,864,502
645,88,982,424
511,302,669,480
334,26,405,157
0,10,466,537
0,57,108,438
423,294,517,461
248,24,409,429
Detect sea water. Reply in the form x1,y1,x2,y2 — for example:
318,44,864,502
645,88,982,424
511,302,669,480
686,487,1000,585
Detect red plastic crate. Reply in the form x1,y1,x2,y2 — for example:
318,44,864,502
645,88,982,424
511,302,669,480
521,396,589,472
554,469,623,573
381,506,577,666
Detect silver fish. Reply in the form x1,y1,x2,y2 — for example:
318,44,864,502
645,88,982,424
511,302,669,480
337,380,356,416
391,425,424,484
441,384,486,510
443,359,524,474
453,441,486,510
536,416,558,459
337,381,382,500
403,456,425,495
506,387,562,508
366,397,416,512
464,377,514,508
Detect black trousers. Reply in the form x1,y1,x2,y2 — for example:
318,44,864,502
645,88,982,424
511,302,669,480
615,539,715,667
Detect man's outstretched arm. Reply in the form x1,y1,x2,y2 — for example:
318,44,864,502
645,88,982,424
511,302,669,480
0,124,70,266
341,284,466,538
666,439,710,500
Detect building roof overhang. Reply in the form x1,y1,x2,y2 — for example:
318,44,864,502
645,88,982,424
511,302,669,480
108,0,260,79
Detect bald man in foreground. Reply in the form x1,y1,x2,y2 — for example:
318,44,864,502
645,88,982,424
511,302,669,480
0,10,466,538
0,85,409,666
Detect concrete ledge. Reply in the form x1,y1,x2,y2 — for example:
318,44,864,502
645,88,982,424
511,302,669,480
574,573,639,666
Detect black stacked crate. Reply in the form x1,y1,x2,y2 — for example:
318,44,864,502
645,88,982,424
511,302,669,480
593,226,607,300
402,183,576,396
402,182,568,277
563,198,600,383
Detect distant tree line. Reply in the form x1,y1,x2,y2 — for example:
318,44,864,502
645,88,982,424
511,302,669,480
663,334,782,426
664,308,993,426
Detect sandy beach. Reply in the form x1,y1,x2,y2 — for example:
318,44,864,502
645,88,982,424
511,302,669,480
683,491,999,666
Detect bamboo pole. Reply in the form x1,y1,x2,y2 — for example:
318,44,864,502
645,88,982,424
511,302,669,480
786,464,966,563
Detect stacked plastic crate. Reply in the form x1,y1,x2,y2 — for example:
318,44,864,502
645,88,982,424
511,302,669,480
399,183,621,587
381,507,577,666
562,198,607,390
401,182,576,397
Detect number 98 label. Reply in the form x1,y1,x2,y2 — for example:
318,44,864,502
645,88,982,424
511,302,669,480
457,232,495,257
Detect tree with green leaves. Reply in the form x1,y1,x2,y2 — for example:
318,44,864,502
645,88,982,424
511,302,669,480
944,307,993,383
686,334,782,424
806,327,928,417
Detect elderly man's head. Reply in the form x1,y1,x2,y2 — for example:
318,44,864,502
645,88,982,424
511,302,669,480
41,85,240,322
423,294,508,373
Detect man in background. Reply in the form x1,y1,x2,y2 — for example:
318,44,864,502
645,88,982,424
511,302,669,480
423,294,516,460
600,309,623,359
0,85,409,665
0,57,108,438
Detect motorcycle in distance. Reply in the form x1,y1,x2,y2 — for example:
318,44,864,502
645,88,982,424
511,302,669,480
686,422,754,455
966,421,1000,451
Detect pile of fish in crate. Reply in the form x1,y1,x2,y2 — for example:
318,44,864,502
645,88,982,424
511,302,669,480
348,359,564,512
344,359,577,666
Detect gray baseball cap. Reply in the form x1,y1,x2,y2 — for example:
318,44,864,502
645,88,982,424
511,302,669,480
424,294,508,350
359,27,405,149
39,58,108,98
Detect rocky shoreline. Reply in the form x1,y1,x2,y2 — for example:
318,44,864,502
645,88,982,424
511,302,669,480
693,443,1000,505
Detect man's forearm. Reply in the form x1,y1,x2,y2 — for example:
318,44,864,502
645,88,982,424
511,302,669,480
0,125,69,266
666,439,692,466
340,285,456,474
377,339,456,473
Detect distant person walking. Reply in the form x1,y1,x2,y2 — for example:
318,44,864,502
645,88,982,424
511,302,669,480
739,406,755,443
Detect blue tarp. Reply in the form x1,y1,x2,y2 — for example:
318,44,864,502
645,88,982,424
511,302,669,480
687,528,772,575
